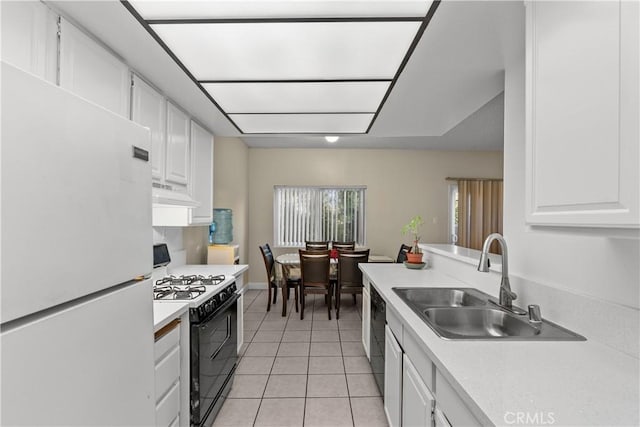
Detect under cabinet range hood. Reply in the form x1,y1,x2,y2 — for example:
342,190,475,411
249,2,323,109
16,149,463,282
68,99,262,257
152,185,199,207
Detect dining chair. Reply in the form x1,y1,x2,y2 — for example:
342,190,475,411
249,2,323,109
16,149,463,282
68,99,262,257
298,249,332,320
336,249,369,320
267,243,300,316
305,241,329,250
396,244,413,263
332,241,356,251
259,244,299,313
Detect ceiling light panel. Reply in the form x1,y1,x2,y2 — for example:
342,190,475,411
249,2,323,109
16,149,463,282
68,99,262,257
129,1,432,20
229,113,373,134
150,21,421,80
201,81,390,113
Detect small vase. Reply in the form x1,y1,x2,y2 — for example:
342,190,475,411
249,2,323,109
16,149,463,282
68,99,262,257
406,253,423,264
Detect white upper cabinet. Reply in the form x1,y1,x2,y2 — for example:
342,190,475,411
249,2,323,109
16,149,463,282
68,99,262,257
0,1,58,83
189,121,214,225
525,0,639,228
131,74,166,183
165,102,191,191
59,18,130,118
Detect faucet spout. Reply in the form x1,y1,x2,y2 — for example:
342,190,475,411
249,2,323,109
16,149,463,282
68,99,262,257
477,233,521,313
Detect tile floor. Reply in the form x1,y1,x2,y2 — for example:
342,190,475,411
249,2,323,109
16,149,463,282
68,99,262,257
213,289,389,427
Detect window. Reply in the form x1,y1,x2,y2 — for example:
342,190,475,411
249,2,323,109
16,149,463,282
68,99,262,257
274,186,366,247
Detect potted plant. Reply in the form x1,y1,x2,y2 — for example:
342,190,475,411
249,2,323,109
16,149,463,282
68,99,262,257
402,215,425,264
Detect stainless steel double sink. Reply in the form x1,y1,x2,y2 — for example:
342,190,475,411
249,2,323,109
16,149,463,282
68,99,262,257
393,287,585,341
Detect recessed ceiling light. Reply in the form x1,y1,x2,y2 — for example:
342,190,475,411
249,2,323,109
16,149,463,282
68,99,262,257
325,136,339,143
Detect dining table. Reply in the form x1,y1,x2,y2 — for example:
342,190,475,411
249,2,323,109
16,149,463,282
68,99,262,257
275,252,394,316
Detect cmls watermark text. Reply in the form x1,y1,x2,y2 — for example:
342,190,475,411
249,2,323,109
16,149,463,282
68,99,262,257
504,412,555,425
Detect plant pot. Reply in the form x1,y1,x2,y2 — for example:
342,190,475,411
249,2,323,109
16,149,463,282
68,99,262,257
406,252,423,264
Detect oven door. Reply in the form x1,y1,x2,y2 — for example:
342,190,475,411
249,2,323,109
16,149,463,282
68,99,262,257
191,293,238,427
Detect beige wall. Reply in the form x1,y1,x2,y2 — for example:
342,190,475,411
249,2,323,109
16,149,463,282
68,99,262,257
247,148,503,283
183,137,250,266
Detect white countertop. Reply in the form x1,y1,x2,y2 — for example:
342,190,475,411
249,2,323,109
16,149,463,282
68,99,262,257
360,263,639,426
153,301,189,332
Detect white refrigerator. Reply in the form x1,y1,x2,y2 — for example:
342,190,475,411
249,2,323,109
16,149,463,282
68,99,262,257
1,61,156,425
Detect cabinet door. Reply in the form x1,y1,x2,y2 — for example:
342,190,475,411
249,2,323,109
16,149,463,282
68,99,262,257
59,18,130,117
131,75,166,182
189,121,213,224
525,0,639,227
0,1,58,83
362,287,371,360
165,102,190,190
237,293,244,353
433,406,451,427
384,325,402,427
402,354,434,427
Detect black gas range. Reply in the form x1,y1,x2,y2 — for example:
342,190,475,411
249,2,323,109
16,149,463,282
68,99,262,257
152,245,238,427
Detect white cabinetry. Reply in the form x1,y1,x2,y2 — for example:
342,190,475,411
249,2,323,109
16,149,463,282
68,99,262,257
525,0,639,228
189,121,214,224
0,1,58,83
384,325,403,427
131,74,166,183
402,354,435,427
362,279,371,359
59,18,130,118
165,102,191,191
154,320,182,427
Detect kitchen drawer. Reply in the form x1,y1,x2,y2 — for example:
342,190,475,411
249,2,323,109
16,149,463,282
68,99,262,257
169,414,180,427
156,380,180,427
154,320,180,362
155,345,180,401
435,370,479,426
403,327,434,393
386,305,403,347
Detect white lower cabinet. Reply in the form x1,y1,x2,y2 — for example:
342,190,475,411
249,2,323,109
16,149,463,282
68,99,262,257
384,325,403,427
402,354,435,427
433,405,452,427
154,321,181,427
362,285,371,359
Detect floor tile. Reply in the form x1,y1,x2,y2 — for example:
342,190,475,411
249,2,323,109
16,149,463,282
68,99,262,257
244,312,267,321
271,356,309,375
350,397,388,427
227,374,268,398
304,397,353,427
238,343,249,357
254,398,305,427
259,320,287,331
244,320,262,331
310,342,342,356
311,330,340,342
212,398,260,427
263,374,307,398
343,356,372,374
236,356,275,375
282,330,311,342
308,356,345,375
277,342,310,357
307,374,348,397
312,319,339,330
245,342,279,357
336,311,361,321
285,320,313,330
339,329,362,342
252,330,284,343
338,320,362,330
340,342,366,357
346,374,381,397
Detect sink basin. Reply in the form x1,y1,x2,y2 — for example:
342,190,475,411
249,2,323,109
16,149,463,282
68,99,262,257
392,287,586,341
423,307,540,338
393,287,486,308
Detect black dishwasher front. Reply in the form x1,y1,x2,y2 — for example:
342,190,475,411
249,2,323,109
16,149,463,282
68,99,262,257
370,285,386,396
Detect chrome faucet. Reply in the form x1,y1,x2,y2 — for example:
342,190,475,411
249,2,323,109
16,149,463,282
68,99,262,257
477,233,525,315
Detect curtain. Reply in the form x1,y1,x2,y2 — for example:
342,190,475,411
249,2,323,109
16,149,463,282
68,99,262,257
457,179,503,253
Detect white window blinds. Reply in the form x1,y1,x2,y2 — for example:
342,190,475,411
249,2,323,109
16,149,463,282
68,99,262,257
274,186,366,247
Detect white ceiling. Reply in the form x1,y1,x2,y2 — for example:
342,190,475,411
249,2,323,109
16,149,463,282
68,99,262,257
49,0,523,150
